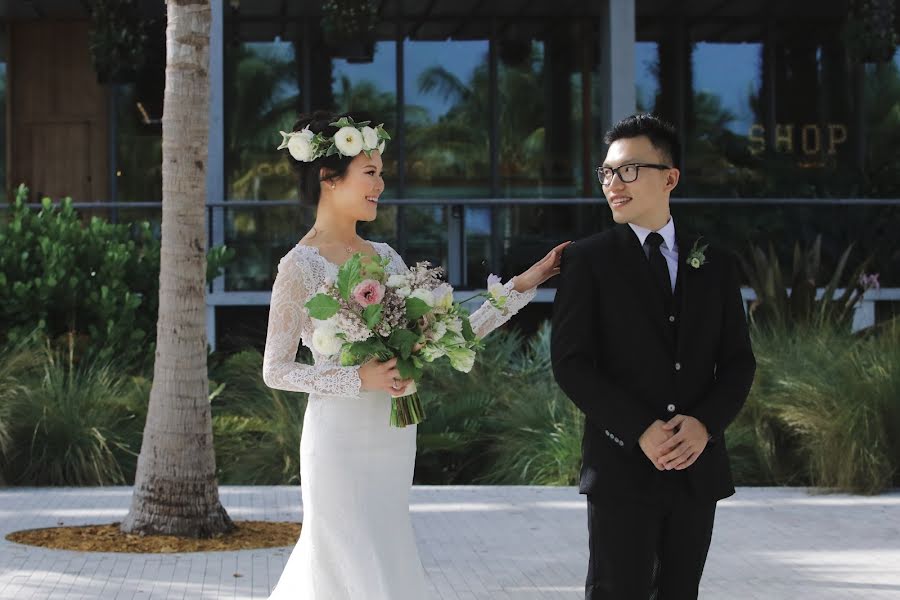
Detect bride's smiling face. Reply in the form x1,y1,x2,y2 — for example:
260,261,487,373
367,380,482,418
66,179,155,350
322,151,384,222
602,135,678,230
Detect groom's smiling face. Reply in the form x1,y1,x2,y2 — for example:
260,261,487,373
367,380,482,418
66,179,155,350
602,135,679,230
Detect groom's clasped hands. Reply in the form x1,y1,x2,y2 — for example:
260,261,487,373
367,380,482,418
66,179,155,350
638,415,709,471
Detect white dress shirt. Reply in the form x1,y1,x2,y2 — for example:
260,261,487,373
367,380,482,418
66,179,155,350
628,218,679,292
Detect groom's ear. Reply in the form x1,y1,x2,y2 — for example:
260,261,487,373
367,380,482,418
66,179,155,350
664,168,680,193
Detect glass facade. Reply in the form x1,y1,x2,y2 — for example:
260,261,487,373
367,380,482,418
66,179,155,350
114,83,163,203
89,5,900,296
404,40,490,200
0,0,893,350
636,22,900,286
217,15,611,291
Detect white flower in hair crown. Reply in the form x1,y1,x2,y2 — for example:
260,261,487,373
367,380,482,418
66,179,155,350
277,116,390,163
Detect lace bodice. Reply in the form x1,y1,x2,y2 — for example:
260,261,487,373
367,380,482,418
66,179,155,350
262,241,537,397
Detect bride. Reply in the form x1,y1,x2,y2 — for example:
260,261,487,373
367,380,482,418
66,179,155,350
263,110,568,599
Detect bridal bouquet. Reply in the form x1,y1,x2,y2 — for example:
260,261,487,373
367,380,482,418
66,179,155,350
305,253,510,427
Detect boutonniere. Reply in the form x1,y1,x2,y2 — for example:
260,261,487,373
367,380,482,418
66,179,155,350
686,237,708,269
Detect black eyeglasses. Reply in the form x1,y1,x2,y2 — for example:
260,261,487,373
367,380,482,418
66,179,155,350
597,163,671,186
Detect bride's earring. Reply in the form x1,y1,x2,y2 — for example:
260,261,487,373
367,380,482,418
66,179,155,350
330,183,336,189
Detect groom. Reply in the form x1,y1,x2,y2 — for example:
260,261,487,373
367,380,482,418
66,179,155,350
551,114,756,599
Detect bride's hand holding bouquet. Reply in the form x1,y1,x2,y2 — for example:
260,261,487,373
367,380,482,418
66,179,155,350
305,253,500,427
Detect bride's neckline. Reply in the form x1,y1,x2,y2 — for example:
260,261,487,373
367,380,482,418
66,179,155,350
296,241,382,269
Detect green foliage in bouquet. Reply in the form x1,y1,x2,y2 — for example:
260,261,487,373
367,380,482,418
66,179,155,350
304,252,482,426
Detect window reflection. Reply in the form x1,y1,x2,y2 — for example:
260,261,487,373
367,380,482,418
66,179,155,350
225,41,299,201
405,40,491,199
404,40,489,275
487,27,588,288
115,83,162,202
682,41,763,198
224,204,304,291
863,49,900,197
636,42,659,113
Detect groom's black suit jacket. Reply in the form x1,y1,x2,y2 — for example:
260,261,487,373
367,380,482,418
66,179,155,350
551,224,756,501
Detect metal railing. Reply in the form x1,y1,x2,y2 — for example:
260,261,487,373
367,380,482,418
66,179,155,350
5,196,898,349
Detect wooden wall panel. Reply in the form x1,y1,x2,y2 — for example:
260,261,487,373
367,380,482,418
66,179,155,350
10,21,108,202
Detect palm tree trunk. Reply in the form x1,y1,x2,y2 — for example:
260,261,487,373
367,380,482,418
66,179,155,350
121,0,233,537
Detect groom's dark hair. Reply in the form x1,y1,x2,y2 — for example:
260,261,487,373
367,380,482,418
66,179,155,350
604,114,680,169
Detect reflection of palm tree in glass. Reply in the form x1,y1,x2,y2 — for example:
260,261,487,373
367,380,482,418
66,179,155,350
644,45,765,198
412,47,545,192
864,61,900,195
333,75,397,131
225,44,299,200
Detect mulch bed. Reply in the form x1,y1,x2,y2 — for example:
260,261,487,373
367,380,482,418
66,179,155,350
5,521,301,553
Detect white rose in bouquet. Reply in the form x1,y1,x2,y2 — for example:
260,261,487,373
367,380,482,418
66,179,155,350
312,320,343,356
410,288,434,307
432,283,454,312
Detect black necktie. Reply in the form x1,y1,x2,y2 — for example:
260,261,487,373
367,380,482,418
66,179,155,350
645,232,672,307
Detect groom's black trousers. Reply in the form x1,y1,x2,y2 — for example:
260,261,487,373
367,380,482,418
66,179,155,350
585,470,716,600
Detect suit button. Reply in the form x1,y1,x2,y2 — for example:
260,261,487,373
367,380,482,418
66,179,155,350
618,440,624,447
669,315,675,323
667,403,676,413
604,429,610,436
674,362,682,371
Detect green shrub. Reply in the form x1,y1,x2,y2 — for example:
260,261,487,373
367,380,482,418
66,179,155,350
0,336,42,484
481,324,583,485
0,185,233,367
739,235,873,332
414,330,522,484
209,349,307,485
0,337,149,486
2,320,897,494
732,322,900,493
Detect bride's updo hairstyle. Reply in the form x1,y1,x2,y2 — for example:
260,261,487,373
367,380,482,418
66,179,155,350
289,110,375,206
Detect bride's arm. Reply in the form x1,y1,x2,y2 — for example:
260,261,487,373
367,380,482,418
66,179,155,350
380,241,566,339
469,241,570,338
262,253,362,396
468,279,537,338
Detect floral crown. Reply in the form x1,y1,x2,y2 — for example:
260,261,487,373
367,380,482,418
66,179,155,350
277,116,390,163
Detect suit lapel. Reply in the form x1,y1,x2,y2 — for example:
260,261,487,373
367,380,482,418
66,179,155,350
613,225,669,346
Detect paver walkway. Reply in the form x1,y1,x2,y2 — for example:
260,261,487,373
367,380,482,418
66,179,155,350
0,486,897,599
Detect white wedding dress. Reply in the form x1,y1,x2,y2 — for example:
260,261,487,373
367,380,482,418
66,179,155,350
263,241,536,600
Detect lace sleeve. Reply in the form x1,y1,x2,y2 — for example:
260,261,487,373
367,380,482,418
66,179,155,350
469,279,537,339
262,252,362,397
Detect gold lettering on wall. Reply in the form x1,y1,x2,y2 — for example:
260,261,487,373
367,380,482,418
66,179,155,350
748,124,765,155
748,123,849,156
801,124,820,154
827,124,847,154
775,124,794,153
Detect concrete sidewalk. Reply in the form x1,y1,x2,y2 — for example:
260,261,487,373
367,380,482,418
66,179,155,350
0,486,898,599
